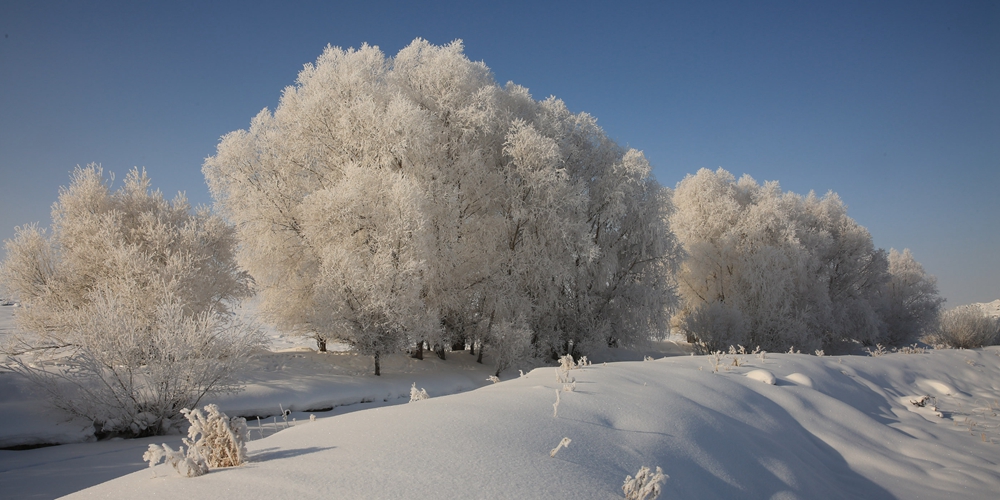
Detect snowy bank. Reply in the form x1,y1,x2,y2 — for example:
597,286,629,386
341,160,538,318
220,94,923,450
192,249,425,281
66,347,1000,499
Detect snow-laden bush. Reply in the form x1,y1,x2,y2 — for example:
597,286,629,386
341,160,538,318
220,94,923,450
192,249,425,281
142,442,208,477
182,404,249,468
409,383,429,402
623,465,667,500
7,291,263,437
0,166,262,437
930,306,1000,348
144,404,248,477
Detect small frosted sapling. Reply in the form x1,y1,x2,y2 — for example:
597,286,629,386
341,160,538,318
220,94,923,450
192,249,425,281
553,390,561,418
409,383,429,402
623,465,667,500
866,344,888,357
487,375,500,384
559,354,577,372
814,350,825,356
643,356,654,362
756,349,767,363
549,437,571,457
708,351,723,373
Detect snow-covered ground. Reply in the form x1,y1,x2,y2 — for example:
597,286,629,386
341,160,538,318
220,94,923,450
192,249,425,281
3,304,1000,499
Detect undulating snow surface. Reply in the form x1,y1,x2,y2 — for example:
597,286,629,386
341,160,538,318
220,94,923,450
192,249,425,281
60,347,1000,500
4,305,1000,499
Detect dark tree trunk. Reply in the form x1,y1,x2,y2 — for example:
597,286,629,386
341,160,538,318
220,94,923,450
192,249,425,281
317,336,327,352
433,343,446,360
469,342,475,356
478,310,493,365
412,340,424,360
374,351,381,376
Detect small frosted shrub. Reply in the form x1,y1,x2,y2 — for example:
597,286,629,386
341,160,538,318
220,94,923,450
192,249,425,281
897,343,926,354
930,306,1000,348
708,351,723,372
184,404,248,468
409,383,429,402
143,404,247,477
559,354,577,372
866,344,888,357
487,375,500,384
143,442,208,477
623,465,667,500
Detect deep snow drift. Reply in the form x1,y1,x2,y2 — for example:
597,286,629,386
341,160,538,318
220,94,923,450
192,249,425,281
63,347,1000,500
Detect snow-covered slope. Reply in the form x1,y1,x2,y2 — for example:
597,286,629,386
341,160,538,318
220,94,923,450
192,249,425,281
66,348,1000,500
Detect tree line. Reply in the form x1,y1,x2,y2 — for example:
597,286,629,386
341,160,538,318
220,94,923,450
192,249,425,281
2,38,970,436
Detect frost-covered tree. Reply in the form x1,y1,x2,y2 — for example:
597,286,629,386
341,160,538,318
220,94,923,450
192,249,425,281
0,165,262,436
671,169,816,351
790,191,889,347
670,168,938,352
532,102,680,355
204,39,678,374
880,248,944,344
300,165,437,375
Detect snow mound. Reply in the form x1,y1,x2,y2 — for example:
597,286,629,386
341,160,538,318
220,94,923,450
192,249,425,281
785,373,813,388
745,369,776,385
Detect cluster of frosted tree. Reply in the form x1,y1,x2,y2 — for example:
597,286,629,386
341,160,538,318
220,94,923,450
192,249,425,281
670,168,943,352
0,166,263,436
204,39,678,376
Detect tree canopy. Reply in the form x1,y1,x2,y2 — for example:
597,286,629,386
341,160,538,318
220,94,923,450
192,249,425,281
204,39,679,375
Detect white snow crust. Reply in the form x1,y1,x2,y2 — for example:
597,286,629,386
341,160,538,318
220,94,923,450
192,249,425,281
3,306,1000,499
63,347,1000,500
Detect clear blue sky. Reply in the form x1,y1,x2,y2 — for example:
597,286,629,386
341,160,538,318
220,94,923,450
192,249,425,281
2,1,997,306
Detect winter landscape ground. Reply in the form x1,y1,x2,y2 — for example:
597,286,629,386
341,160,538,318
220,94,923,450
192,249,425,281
2,304,1000,499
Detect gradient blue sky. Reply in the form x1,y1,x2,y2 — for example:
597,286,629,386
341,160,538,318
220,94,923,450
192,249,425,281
2,1,997,306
